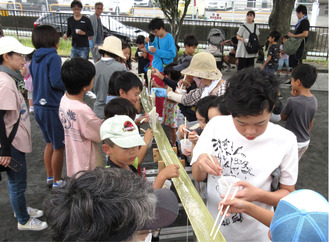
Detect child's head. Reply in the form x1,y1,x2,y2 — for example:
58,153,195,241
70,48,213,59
98,36,126,62
122,41,132,70
291,64,317,89
184,35,198,56
0,36,34,70
208,95,229,120
149,18,165,37
164,63,181,82
225,67,279,140
268,31,281,43
108,71,123,96
116,72,143,106
282,35,289,44
100,115,145,167
61,58,96,95
32,25,60,49
104,97,138,120
195,95,218,129
136,35,146,49
296,4,307,16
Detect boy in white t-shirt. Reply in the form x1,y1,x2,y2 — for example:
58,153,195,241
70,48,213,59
59,58,104,177
191,67,298,241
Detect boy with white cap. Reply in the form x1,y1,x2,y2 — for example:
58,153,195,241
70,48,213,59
100,115,180,188
0,36,47,231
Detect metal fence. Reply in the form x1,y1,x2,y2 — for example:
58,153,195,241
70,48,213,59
0,10,328,58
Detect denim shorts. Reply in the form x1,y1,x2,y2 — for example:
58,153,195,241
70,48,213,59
70,46,90,60
34,107,65,149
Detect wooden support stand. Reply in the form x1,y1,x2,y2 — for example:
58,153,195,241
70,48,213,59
153,147,185,172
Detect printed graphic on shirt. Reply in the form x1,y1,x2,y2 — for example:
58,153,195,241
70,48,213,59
59,108,85,142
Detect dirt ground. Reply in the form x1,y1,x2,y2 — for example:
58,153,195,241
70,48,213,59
0,87,327,241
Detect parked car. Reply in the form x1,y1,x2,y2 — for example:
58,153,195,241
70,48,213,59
178,0,206,18
205,0,233,10
3,0,58,11
104,0,134,14
33,12,149,43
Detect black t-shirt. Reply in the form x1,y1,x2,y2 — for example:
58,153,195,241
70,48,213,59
135,48,150,74
267,44,280,69
179,82,197,122
106,158,138,174
295,18,310,50
67,15,94,48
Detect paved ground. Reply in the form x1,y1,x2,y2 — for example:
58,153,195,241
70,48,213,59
0,61,327,241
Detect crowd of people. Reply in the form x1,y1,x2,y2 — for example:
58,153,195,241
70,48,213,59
0,1,327,241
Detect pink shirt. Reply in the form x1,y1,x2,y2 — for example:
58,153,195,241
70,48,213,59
0,72,32,153
59,94,103,177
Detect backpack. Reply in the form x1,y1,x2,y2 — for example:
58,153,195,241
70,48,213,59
242,24,259,54
283,37,304,55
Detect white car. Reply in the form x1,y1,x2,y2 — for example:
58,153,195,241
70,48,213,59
206,0,233,10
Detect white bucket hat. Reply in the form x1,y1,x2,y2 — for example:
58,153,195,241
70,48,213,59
100,115,145,148
181,52,222,80
98,36,126,59
0,36,34,55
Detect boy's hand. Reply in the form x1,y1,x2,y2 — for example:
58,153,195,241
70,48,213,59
188,131,199,144
218,197,250,217
149,47,157,53
151,68,164,80
143,128,153,144
161,164,180,180
178,124,189,139
136,113,150,125
0,156,11,167
234,181,261,202
196,153,222,176
145,37,150,43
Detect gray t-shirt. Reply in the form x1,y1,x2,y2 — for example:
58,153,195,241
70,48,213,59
282,95,318,142
236,22,260,58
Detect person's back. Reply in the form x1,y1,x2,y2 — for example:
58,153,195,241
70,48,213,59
60,58,103,177
281,64,317,160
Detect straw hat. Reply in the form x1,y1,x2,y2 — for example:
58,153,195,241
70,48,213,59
98,36,126,59
181,52,222,80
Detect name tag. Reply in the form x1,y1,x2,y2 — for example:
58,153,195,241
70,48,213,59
81,21,85,23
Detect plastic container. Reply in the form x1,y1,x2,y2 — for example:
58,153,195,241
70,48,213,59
138,51,143,57
148,45,154,51
218,176,241,196
176,88,187,95
75,29,81,34
180,139,192,156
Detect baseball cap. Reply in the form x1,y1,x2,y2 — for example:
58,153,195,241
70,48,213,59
142,188,179,230
0,36,34,55
100,115,145,148
270,189,329,242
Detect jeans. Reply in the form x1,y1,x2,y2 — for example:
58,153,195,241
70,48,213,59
70,46,90,59
277,58,289,71
2,146,30,224
264,65,276,73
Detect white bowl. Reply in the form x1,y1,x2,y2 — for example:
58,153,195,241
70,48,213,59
180,139,192,156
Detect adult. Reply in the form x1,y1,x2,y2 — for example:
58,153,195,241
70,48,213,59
89,2,104,63
236,11,260,71
288,4,310,69
63,0,94,59
0,36,47,231
44,167,179,241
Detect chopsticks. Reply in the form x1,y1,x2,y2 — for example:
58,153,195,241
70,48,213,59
183,128,200,138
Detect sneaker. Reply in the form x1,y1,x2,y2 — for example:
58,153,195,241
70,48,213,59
14,207,44,219
86,91,96,99
53,179,66,189
29,106,34,113
47,176,53,188
18,217,48,231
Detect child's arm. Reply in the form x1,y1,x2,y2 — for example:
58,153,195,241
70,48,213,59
83,115,104,142
136,128,153,165
309,118,315,131
49,55,66,91
261,55,272,70
153,164,180,189
192,153,222,182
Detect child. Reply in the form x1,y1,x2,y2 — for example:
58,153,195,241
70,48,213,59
277,35,290,77
281,64,318,161
100,115,180,189
173,35,198,72
59,58,103,177
191,67,298,241
122,41,132,71
21,51,34,113
0,36,48,231
92,36,126,119
30,25,66,188
135,35,150,81
261,31,281,73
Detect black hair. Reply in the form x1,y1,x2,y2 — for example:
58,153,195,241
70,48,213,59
195,95,218,123
136,35,145,44
149,34,155,43
225,67,279,117
98,49,121,62
61,58,96,95
296,4,307,15
122,41,132,70
148,18,164,31
0,51,14,65
247,10,255,17
209,95,230,116
269,31,281,42
71,0,82,9
116,72,143,94
163,63,181,82
184,35,198,47
291,64,317,88
108,71,124,96
32,25,60,49
0,26,3,37
104,97,137,120
94,2,103,7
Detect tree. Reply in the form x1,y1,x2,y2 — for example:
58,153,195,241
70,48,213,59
268,0,296,37
155,0,191,47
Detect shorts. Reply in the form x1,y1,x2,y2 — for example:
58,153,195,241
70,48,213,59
34,107,65,149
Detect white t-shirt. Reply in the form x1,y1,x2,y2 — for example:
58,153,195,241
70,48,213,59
191,115,298,242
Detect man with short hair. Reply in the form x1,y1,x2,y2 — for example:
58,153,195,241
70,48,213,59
89,2,104,62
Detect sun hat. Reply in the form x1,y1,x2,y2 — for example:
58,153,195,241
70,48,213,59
0,36,34,55
100,115,145,148
270,189,329,242
181,52,222,80
98,36,126,59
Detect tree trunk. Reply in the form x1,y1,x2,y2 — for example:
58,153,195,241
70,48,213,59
269,0,296,38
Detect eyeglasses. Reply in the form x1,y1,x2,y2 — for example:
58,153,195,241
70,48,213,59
14,53,26,59
96,7,103,10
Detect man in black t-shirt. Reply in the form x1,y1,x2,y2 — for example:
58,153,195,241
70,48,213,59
288,4,310,68
63,0,94,59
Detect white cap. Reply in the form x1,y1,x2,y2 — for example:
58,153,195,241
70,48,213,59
0,36,34,55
